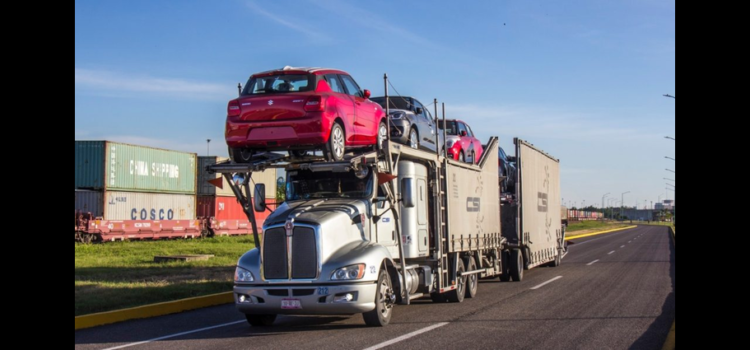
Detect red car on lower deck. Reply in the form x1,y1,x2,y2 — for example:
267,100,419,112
225,67,386,162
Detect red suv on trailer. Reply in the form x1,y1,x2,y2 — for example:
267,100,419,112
439,119,484,164
226,67,386,162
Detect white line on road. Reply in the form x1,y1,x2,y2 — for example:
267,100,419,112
621,245,625,248
101,320,246,350
628,241,631,243
363,322,450,350
530,276,563,290
586,259,600,266
608,251,616,255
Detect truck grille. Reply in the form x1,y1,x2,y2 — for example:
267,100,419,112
263,226,318,280
292,227,318,279
263,228,288,279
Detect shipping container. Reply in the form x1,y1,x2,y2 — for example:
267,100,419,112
75,141,197,194
74,190,196,220
197,195,278,234
197,156,277,198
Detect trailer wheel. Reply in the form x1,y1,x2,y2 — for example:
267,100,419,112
500,250,511,282
245,314,276,327
363,268,393,327
464,257,478,298
509,249,524,282
446,259,466,303
550,248,562,267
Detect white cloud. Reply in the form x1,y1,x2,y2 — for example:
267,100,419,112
447,103,657,142
246,1,330,43
310,0,436,49
74,68,235,100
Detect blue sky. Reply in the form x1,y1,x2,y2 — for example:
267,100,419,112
75,0,676,209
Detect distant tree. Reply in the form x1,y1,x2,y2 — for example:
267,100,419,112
276,181,286,203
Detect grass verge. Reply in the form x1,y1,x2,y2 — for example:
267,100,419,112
566,221,629,233
75,236,254,316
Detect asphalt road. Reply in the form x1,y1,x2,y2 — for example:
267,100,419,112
75,225,675,350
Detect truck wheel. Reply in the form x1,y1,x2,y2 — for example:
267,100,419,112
328,123,346,161
363,268,393,327
446,259,466,303
245,314,276,327
465,257,478,298
500,250,511,282
509,249,524,282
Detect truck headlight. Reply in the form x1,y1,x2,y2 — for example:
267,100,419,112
331,264,366,280
235,266,255,282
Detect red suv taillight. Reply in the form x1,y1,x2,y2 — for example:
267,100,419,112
304,95,326,112
227,100,241,118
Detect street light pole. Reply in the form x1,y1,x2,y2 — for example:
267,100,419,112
665,156,676,161
621,191,630,221
666,169,675,173
663,94,675,99
602,193,610,215
206,139,211,156
665,136,676,141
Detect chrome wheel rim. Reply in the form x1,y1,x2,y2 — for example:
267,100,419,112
457,269,465,295
410,130,419,149
332,126,344,159
378,280,392,318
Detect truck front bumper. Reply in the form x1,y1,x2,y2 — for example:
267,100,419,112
234,282,377,315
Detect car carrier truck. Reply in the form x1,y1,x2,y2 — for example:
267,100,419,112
209,117,564,327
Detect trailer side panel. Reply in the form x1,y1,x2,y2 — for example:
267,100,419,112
518,139,562,268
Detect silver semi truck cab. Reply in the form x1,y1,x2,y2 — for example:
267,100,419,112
234,167,398,319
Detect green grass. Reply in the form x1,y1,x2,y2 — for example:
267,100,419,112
566,221,629,233
74,236,255,316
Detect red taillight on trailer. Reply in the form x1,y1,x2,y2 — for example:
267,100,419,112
227,100,241,117
304,95,326,112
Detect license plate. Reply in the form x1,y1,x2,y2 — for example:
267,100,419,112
281,298,302,310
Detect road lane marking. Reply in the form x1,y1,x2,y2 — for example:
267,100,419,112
101,320,245,350
608,251,616,255
530,276,563,290
621,245,625,248
363,322,449,350
586,259,599,266
628,241,631,243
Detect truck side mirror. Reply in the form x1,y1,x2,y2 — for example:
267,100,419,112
402,178,415,208
254,184,266,212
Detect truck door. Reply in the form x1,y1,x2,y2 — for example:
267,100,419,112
374,186,399,257
417,178,429,253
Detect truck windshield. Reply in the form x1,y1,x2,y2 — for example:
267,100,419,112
286,170,373,200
